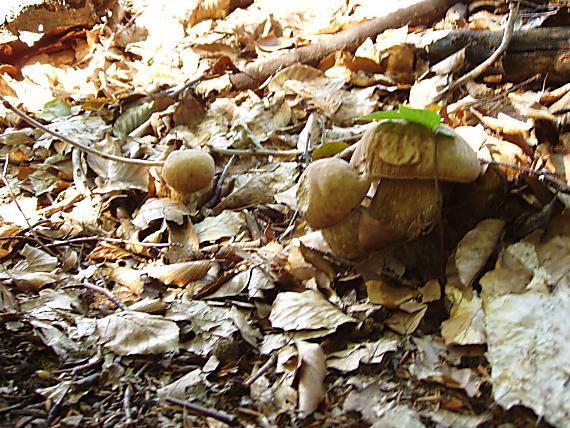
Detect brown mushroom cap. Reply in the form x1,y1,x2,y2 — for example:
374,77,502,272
350,120,481,182
162,149,215,194
296,157,371,229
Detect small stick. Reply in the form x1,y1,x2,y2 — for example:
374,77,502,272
483,159,570,193
244,354,277,387
203,155,236,209
434,0,520,103
45,236,179,248
468,73,541,109
0,93,164,166
64,282,128,311
211,146,304,157
199,239,261,254
164,396,238,426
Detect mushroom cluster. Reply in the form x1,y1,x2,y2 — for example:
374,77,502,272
297,120,481,259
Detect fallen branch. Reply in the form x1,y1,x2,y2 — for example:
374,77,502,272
224,0,458,91
416,27,570,84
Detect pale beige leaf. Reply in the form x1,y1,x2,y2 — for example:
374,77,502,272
157,368,204,399
8,271,59,292
97,311,179,356
269,290,356,331
194,210,245,243
0,197,39,227
485,294,570,427
19,244,59,272
441,293,486,345
296,340,326,416
455,219,505,287
132,198,191,229
427,409,492,428
327,338,399,372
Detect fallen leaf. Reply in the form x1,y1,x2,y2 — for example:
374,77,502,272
296,340,326,417
269,290,356,331
97,311,179,355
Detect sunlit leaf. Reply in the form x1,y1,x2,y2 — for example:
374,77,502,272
39,98,71,121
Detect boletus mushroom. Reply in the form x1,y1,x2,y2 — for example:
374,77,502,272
161,149,215,194
319,120,481,258
296,157,371,229
350,120,480,182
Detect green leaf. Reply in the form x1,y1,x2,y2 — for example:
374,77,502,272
358,105,441,131
39,98,72,121
112,100,156,138
312,141,349,160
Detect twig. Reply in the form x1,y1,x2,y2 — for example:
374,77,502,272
482,159,570,193
203,155,236,209
0,93,164,166
199,239,261,255
210,146,304,157
468,73,541,109
433,0,520,103
278,210,299,242
64,282,128,311
164,396,238,426
45,236,179,248
244,354,277,387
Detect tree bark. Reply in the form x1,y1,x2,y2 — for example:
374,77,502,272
420,27,570,83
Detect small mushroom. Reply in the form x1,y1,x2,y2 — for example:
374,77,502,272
350,120,481,182
161,149,215,194
296,157,371,229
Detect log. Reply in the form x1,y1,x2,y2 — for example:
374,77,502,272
418,27,570,83
227,0,459,91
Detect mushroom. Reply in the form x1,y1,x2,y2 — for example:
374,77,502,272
296,157,371,229
350,120,481,183
161,149,215,194
321,120,481,257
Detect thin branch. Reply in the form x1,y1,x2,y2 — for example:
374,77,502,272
244,354,277,387
482,159,570,193
210,146,304,157
45,236,179,248
434,0,520,103
64,282,128,311
164,396,238,426
203,155,236,209
468,73,541,109
0,93,164,167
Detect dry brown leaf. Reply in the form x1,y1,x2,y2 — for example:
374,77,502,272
145,260,212,287
269,290,356,331
455,219,505,287
296,340,326,416
97,311,179,356
385,306,427,335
